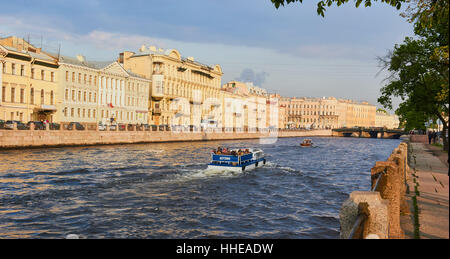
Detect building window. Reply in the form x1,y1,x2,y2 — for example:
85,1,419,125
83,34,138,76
66,71,69,81
41,89,44,104
78,91,81,102
31,68,35,79
65,89,69,100
72,72,75,82
51,72,54,82
41,70,45,80
30,88,34,104
10,87,15,103
71,108,74,117
83,91,86,102
64,107,68,117
78,73,81,83
50,91,54,105
20,65,25,76
1,87,5,102
77,108,80,117
89,92,92,103
11,63,16,75
20,88,25,103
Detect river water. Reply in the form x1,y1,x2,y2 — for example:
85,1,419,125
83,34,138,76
0,137,401,239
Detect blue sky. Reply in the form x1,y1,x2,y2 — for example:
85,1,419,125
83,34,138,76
0,0,414,110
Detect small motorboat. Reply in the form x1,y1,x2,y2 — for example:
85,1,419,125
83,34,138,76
300,139,313,147
208,148,266,172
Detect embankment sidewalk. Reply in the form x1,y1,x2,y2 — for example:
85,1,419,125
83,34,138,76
404,142,449,239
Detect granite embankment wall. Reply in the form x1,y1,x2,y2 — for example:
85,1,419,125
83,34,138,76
409,135,428,144
340,141,409,239
0,129,332,149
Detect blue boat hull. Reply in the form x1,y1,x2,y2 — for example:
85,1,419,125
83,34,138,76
207,157,266,172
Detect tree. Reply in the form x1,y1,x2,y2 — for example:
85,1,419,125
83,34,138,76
270,0,449,150
378,35,449,150
378,0,449,151
270,0,405,16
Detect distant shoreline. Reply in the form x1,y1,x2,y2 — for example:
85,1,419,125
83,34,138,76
0,129,333,150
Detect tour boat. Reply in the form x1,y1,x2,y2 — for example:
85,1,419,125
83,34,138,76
300,139,313,147
208,148,266,172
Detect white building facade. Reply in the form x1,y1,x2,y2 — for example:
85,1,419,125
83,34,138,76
99,62,150,125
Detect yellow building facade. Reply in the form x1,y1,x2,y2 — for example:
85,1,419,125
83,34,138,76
338,100,376,128
0,37,59,123
119,45,223,127
57,56,151,126
57,55,101,125
375,110,400,129
282,97,339,129
281,96,377,129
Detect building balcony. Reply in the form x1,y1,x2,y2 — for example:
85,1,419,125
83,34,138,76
35,104,57,113
153,108,162,115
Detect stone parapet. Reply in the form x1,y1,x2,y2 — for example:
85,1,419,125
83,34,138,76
340,141,409,239
340,191,389,239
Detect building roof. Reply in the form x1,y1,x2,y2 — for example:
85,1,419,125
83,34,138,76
1,44,57,62
129,46,219,72
58,55,113,69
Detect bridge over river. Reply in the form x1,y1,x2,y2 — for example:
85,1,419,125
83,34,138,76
332,127,405,139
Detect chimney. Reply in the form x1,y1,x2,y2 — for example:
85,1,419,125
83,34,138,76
120,51,135,69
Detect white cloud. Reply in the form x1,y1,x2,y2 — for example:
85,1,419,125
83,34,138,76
0,15,167,54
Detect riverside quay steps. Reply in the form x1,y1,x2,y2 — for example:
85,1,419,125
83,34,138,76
0,129,332,149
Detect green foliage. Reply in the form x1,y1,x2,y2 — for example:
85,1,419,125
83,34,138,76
270,0,405,16
269,0,448,150
379,36,448,116
394,99,429,131
377,0,449,151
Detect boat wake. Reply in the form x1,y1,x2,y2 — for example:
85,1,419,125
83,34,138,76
168,167,246,183
264,162,301,174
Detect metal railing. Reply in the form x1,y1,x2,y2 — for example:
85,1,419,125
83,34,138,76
348,213,368,239
371,168,387,192
347,168,387,239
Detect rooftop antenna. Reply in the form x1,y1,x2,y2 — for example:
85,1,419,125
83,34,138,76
57,43,61,60
27,34,30,53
